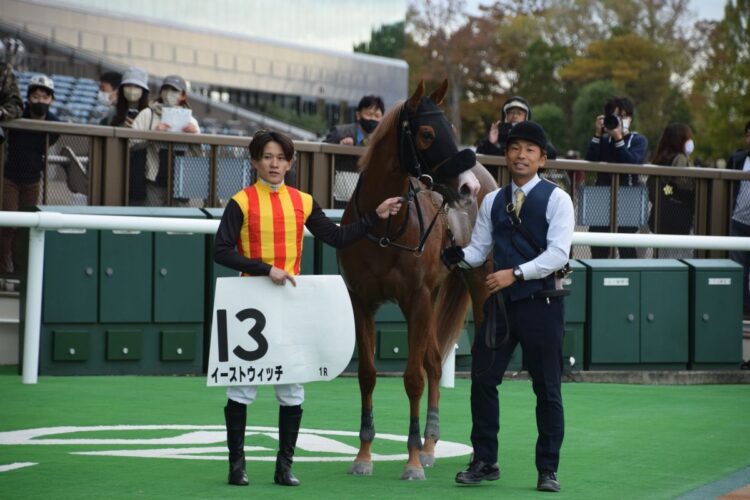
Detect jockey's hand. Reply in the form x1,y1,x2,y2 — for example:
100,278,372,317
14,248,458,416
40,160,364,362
269,266,297,287
376,197,404,219
441,245,464,268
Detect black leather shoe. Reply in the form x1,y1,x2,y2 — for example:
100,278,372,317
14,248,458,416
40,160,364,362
537,471,560,492
455,460,500,484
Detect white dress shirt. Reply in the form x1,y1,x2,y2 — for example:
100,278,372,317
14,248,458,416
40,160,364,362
461,175,574,280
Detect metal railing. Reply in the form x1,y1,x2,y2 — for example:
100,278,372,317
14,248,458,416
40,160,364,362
2,119,749,259
4,209,750,384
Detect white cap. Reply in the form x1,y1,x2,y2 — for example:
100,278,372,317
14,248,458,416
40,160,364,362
503,99,529,114
28,74,54,96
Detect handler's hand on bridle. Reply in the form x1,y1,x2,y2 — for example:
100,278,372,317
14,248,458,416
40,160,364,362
375,197,405,219
269,266,297,287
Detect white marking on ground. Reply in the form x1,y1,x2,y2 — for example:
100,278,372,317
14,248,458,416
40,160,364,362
0,425,473,462
0,462,37,472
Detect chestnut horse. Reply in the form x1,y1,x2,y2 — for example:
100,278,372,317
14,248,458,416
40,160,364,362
337,80,497,480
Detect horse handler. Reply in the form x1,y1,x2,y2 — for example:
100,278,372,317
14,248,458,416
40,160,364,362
214,130,402,487
442,121,574,492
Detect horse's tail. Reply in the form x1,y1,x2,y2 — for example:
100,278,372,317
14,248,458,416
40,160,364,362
434,268,472,360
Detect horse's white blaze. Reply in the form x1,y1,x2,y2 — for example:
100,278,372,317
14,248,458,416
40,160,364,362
458,169,480,199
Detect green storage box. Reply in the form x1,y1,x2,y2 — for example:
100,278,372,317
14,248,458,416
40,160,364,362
683,259,743,369
582,259,688,370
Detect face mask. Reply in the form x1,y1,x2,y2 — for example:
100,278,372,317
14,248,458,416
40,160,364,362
97,90,113,106
123,86,143,103
359,118,379,134
621,117,632,133
684,139,695,155
30,102,50,117
162,90,181,107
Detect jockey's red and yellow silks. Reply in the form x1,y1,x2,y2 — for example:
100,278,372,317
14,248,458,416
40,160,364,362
231,182,313,276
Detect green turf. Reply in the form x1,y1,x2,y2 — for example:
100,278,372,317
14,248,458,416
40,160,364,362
0,371,748,499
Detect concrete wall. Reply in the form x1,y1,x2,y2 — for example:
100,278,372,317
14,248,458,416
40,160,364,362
0,0,408,107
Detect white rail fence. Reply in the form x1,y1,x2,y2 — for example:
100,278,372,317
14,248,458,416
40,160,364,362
2,211,750,385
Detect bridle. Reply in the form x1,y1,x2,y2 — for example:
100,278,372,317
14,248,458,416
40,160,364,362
351,102,462,255
352,174,450,256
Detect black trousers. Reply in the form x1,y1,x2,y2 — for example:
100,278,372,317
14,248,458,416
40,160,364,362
470,294,565,473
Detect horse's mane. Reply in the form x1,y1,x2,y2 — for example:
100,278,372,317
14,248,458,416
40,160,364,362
357,99,404,172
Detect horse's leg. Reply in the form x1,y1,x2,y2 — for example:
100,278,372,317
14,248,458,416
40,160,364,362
420,328,442,469
420,270,473,468
348,296,377,476
400,289,435,480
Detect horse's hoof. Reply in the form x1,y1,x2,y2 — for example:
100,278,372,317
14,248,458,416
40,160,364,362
419,452,435,468
401,465,426,481
348,461,373,476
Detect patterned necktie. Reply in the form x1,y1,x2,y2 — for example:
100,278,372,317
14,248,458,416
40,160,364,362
514,189,525,216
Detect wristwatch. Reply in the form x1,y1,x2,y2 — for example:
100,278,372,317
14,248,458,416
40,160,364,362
512,265,524,282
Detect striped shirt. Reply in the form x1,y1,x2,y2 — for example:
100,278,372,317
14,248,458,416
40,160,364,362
214,182,380,277
232,182,313,275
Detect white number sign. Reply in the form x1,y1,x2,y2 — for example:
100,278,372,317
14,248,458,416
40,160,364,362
207,276,355,387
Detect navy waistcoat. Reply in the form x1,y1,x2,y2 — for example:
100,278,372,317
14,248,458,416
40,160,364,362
491,179,556,302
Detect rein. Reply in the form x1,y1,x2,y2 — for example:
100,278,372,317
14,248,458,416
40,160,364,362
352,173,450,256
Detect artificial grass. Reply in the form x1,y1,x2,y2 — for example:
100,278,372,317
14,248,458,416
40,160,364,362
0,371,748,499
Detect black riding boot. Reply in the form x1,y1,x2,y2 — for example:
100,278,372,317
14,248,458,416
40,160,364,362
274,405,303,486
224,401,249,486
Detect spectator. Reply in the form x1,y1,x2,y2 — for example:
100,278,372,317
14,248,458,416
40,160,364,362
131,74,200,205
324,94,384,146
0,37,27,72
476,96,557,159
110,67,150,128
1,75,59,274
585,96,648,258
0,61,23,132
107,68,151,204
94,70,122,125
647,123,696,258
728,120,750,315
323,95,384,206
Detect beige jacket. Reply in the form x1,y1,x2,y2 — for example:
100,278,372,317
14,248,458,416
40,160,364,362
131,101,201,181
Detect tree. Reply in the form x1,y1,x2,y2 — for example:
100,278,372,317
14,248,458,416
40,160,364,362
571,80,620,153
354,21,406,59
406,0,495,138
560,33,673,150
533,103,568,152
691,0,750,162
516,39,574,114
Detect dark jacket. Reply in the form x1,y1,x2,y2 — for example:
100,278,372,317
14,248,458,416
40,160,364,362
729,148,750,205
323,122,362,174
585,132,648,186
0,63,23,122
647,153,694,234
323,122,362,145
4,104,61,184
475,96,557,159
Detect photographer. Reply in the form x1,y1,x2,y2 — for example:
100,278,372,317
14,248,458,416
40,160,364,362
585,96,648,258
476,96,557,159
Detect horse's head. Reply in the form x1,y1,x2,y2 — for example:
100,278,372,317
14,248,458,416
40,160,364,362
399,80,479,206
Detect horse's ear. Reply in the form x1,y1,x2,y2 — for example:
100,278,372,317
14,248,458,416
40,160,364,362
407,80,425,111
429,79,449,106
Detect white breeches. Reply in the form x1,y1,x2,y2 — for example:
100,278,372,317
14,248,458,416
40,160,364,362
226,383,304,406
